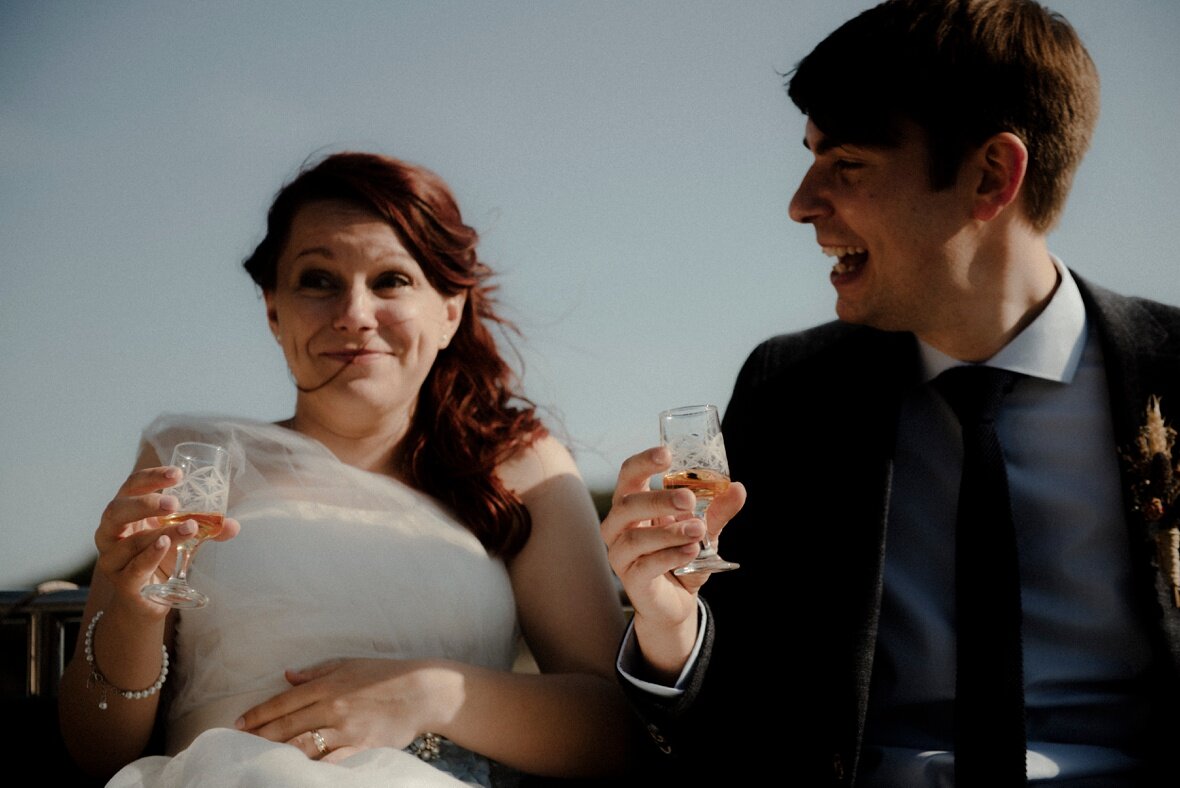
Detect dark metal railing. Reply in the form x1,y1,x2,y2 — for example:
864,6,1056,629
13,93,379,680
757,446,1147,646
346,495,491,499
0,586,88,699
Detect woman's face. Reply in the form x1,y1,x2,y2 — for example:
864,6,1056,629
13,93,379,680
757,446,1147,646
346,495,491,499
264,200,464,422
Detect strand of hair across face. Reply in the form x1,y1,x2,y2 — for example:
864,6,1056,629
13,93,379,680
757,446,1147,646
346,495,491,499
293,337,372,393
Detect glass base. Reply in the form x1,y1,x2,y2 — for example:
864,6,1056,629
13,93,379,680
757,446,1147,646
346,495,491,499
141,581,209,609
673,553,740,576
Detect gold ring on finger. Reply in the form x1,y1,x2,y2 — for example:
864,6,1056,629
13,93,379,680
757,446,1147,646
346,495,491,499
311,728,328,756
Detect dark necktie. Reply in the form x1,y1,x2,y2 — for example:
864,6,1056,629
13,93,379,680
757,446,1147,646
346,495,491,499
933,366,1027,786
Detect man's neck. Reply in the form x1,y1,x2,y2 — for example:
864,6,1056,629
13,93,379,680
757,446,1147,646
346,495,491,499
918,230,1058,363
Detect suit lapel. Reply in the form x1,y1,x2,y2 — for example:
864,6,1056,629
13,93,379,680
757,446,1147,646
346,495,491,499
833,330,920,772
1078,275,1180,675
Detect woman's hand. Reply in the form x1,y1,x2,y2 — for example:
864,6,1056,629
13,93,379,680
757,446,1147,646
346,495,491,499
237,658,461,763
600,446,745,681
95,464,240,617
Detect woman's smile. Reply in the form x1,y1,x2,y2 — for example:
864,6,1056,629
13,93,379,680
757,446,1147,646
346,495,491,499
320,347,389,364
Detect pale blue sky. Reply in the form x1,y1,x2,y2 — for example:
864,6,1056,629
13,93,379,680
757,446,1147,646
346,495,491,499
3,0,1179,588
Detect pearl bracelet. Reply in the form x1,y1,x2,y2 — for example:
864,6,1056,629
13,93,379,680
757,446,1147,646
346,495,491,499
84,610,169,710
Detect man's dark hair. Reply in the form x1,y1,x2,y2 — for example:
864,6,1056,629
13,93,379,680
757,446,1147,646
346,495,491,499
788,0,1100,231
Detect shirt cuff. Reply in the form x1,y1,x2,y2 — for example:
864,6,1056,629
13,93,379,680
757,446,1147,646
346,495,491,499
615,598,708,697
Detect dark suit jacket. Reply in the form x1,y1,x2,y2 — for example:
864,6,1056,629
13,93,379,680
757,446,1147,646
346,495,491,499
622,277,1180,785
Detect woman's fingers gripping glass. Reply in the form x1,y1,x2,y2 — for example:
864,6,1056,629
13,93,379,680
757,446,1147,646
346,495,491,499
95,465,233,601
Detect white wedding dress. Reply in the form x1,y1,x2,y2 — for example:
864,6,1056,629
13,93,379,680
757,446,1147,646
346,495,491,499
107,414,521,788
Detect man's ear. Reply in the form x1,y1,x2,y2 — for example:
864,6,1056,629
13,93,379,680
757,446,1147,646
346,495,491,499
971,132,1028,222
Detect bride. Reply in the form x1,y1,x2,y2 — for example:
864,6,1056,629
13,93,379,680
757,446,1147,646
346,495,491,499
57,152,635,786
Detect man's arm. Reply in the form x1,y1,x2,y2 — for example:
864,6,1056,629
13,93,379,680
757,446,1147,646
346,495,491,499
601,447,745,681
600,447,745,766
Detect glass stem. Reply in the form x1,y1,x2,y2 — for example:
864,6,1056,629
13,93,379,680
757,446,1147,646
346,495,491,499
694,501,717,557
171,538,199,583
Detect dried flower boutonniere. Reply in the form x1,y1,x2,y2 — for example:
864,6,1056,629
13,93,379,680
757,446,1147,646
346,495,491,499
1123,396,1180,608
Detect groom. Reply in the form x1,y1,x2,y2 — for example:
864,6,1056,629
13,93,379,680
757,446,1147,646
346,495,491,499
602,0,1180,785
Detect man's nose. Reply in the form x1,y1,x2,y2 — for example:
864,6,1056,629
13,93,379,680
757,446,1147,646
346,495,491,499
788,166,830,224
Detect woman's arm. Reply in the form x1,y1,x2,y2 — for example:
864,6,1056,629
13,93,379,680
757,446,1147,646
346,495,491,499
469,433,637,774
57,445,239,779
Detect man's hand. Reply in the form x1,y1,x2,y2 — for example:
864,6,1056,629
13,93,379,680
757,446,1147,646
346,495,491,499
601,447,745,682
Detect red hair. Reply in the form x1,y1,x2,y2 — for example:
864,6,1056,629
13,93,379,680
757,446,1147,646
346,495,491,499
244,152,546,556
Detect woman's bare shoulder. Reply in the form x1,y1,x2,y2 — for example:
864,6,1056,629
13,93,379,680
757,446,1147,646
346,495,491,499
495,433,581,497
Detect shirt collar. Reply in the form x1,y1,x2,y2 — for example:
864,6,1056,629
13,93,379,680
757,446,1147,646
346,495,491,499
918,256,1087,384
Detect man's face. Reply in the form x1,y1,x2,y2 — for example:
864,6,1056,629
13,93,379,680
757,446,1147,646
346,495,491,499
789,118,976,336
